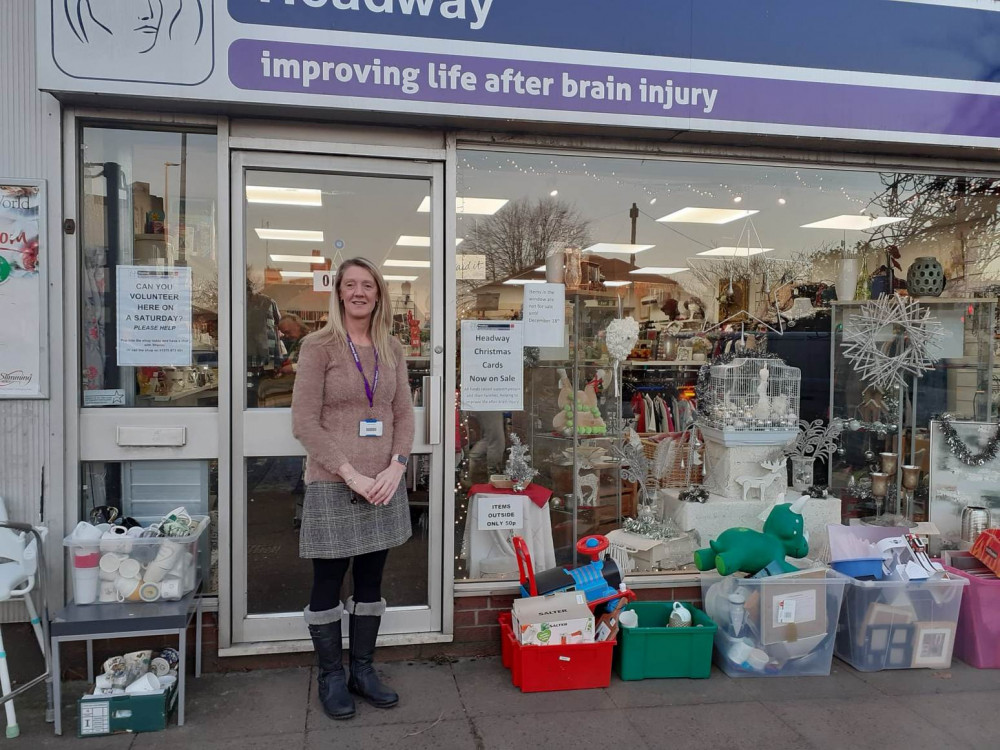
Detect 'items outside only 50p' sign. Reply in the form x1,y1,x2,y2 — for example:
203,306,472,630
476,495,524,531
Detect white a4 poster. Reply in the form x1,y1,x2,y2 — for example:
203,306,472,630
461,321,523,411
116,266,193,366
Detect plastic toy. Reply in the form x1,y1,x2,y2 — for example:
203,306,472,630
513,534,635,612
693,496,810,576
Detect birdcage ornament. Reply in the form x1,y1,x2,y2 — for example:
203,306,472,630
699,356,801,446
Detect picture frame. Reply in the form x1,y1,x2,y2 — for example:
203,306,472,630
911,621,956,669
929,420,1000,546
677,345,693,362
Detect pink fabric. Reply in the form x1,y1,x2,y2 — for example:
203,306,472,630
292,336,415,484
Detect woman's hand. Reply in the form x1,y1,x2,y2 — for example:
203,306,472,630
348,473,376,500
368,462,405,506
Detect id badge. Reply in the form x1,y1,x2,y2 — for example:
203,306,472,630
360,419,384,437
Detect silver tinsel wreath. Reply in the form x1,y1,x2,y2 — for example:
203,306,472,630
841,296,945,392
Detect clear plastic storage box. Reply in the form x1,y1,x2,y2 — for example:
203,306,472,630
700,568,848,677
64,516,210,605
834,575,967,671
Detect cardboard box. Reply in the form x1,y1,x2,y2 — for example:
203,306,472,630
760,567,829,646
512,591,594,646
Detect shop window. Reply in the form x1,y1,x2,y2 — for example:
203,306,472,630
79,127,218,408
454,148,1000,581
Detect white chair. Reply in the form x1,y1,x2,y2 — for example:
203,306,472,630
0,498,51,739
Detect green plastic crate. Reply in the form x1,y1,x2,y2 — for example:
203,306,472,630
77,683,178,737
613,601,717,680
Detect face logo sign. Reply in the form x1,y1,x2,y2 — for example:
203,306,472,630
52,0,215,85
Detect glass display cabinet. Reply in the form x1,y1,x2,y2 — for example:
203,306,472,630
521,291,629,566
829,298,996,522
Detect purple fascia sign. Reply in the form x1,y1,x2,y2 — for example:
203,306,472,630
228,39,1000,140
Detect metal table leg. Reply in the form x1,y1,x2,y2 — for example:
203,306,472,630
86,640,94,684
195,598,202,678
177,626,186,726
50,638,61,736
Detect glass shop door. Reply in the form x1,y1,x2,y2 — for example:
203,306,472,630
230,151,445,643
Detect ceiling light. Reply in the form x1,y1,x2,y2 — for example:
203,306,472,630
778,198,787,205
246,186,323,206
650,198,657,205
269,254,328,264
733,196,743,203
800,214,907,230
549,190,559,197
397,235,430,247
279,271,314,279
629,267,688,275
384,259,431,268
657,207,759,224
584,243,654,255
418,197,509,215
696,247,773,257
503,279,546,285
604,280,632,287
383,275,419,282
254,228,324,242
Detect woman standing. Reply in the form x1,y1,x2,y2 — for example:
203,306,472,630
292,257,414,721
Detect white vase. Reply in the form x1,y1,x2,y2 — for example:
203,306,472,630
545,251,564,283
836,258,860,302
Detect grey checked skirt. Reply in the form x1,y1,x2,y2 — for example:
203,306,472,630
299,479,412,558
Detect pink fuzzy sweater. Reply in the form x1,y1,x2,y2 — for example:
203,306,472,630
291,335,415,484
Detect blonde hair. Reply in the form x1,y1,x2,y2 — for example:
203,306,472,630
309,257,397,367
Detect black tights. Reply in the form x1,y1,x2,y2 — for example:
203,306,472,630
310,548,389,613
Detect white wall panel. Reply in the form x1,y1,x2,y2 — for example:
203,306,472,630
1,0,65,621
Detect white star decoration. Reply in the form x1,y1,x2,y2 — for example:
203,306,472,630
841,296,945,391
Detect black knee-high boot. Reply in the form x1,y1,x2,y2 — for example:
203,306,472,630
345,597,398,708
304,603,355,720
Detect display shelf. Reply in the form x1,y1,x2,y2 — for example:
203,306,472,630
624,360,705,368
525,290,623,567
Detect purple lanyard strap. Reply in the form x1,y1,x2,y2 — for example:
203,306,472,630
346,334,379,409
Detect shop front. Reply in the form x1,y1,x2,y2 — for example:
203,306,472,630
15,0,1000,658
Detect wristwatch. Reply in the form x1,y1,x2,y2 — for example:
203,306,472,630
393,454,408,466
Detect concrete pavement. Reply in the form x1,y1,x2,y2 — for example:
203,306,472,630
10,656,1000,749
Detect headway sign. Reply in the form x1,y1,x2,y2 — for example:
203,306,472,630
36,1,1000,146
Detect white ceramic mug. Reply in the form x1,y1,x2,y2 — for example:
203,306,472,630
94,674,115,694
98,580,117,603
114,576,142,602
126,526,146,538
100,526,133,554
72,521,103,544
124,673,161,695
99,553,126,581
157,674,177,689
159,578,182,601
117,558,141,580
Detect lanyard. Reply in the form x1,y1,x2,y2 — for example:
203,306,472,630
346,334,379,409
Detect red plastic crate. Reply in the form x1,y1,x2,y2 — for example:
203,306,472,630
497,613,615,692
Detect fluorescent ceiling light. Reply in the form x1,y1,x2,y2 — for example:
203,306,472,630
418,196,509,215
246,186,323,206
630,267,688,275
657,207,759,224
383,275,419,282
384,259,431,268
696,247,773,257
604,280,632,287
534,266,546,272
800,214,908,230
396,235,431,247
279,271,314,279
503,279,546,285
255,228,324,242
269,254,328,264
584,243,654,255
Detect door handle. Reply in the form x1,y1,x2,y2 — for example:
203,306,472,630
423,375,441,445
